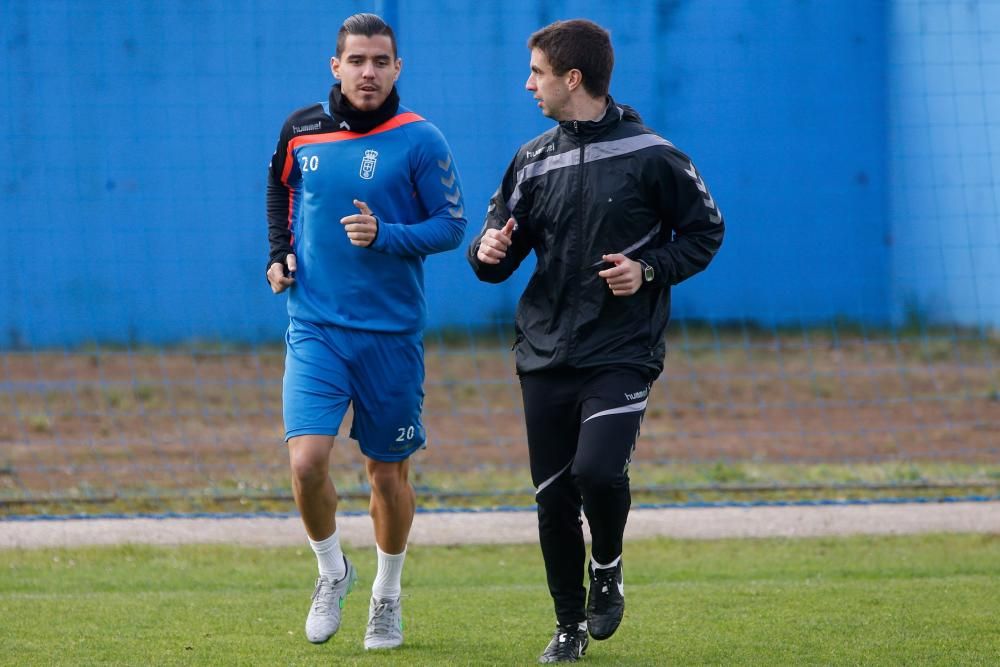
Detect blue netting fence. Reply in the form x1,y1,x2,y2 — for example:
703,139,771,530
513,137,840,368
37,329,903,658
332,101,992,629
1,1,997,514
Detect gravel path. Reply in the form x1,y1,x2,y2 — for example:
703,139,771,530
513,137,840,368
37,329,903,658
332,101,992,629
2,501,997,549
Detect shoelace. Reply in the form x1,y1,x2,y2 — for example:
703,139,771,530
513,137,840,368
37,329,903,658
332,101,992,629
595,568,617,587
311,579,336,614
367,601,399,636
591,570,620,611
545,629,583,659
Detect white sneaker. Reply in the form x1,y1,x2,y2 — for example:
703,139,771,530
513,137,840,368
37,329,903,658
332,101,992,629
364,596,404,650
304,557,357,643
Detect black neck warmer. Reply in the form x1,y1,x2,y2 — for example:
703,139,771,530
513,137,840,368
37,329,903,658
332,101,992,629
328,83,400,133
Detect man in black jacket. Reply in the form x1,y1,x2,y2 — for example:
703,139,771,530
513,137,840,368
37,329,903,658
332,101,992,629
468,19,724,664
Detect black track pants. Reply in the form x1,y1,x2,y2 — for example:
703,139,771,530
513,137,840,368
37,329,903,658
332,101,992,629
520,365,651,626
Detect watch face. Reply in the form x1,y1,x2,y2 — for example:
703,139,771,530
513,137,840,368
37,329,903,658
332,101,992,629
643,263,654,282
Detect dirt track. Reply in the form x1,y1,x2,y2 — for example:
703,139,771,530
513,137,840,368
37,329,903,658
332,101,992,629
2,501,997,550
2,338,998,504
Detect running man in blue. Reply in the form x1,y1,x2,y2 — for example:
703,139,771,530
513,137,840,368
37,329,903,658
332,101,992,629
265,13,466,650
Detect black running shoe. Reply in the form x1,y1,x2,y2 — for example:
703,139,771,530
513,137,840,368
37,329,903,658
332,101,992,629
586,561,624,640
538,624,589,663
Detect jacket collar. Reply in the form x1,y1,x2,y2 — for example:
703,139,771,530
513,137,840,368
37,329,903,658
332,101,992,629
558,95,622,138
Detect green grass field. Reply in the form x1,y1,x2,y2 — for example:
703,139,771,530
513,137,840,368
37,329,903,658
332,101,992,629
2,534,999,665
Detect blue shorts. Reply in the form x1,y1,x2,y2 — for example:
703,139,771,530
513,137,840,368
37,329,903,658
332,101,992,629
282,318,426,462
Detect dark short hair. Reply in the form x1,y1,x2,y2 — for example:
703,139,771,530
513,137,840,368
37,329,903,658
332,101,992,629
528,19,613,98
336,13,397,58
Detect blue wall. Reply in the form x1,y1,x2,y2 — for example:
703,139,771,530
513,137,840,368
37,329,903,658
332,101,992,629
0,1,934,347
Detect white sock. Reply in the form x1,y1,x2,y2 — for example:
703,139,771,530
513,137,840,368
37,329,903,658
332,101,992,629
371,544,407,600
309,529,346,581
591,554,622,570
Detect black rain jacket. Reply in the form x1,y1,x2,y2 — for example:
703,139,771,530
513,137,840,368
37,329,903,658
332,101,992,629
468,98,724,377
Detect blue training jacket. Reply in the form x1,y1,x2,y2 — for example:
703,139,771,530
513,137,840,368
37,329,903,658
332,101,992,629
266,100,467,334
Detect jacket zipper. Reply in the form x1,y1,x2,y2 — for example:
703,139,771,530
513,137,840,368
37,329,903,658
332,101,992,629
565,122,586,360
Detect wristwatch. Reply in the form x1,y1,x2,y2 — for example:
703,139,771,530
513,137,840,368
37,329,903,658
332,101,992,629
638,259,654,283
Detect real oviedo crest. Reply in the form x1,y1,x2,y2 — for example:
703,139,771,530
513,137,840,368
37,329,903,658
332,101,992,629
360,149,378,180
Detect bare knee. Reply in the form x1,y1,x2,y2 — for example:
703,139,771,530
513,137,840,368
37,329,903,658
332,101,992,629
367,460,409,500
289,439,332,488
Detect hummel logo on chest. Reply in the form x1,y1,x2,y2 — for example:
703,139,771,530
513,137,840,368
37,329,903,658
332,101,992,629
292,121,322,134
526,144,554,159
